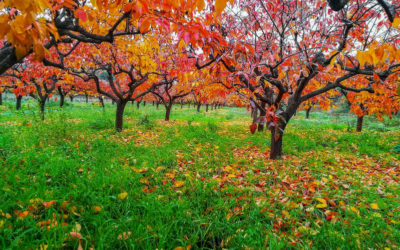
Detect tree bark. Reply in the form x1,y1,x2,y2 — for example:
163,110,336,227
136,101,140,109
16,95,22,110
0,93,2,105
270,128,284,160
115,101,127,132
206,104,209,112
85,94,89,103
258,102,267,131
69,95,74,102
197,103,201,112
152,101,155,106
156,101,159,109
143,101,146,106
252,107,258,124
306,107,312,119
40,100,46,120
165,104,172,121
356,116,364,132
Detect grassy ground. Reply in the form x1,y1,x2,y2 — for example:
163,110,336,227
0,100,399,249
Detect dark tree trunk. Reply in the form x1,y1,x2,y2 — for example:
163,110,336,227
306,107,311,119
180,101,183,109
85,94,89,103
59,94,65,107
99,96,105,108
40,100,45,120
206,104,209,112
156,101,160,109
16,95,22,110
69,95,74,102
356,116,364,132
188,102,191,108
115,101,127,132
136,101,140,109
270,128,284,160
258,102,267,131
252,107,258,123
112,99,115,105
152,101,155,106
132,100,134,105
0,92,2,105
197,103,201,112
143,101,146,106
165,104,172,121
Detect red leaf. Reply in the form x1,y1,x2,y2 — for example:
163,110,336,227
76,9,87,22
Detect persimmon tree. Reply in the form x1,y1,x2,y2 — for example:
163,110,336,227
193,0,400,159
0,0,229,75
3,60,63,120
340,75,400,132
68,36,166,131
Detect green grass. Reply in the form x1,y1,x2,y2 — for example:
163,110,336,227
0,101,399,249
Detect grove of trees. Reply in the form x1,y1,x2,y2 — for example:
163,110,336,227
0,0,399,159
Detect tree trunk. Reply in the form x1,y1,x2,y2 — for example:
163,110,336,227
99,96,105,108
258,102,267,131
136,101,140,109
165,105,172,121
69,95,74,102
306,107,311,119
252,107,258,123
197,103,201,112
16,95,22,110
143,101,146,106
270,128,284,160
115,101,127,132
112,99,115,105
152,101,155,106
156,101,160,109
206,104,209,112
0,92,2,105
356,116,364,132
40,100,45,120
180,101,183,109
85,94,89,103
188,102,191,108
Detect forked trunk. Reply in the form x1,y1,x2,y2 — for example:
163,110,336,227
16,95,22,110
115,101,127,132
356,116,364,132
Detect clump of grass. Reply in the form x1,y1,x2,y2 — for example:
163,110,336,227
137,114,154,130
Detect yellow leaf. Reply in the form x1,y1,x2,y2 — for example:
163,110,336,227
118,192,128,200
316,203,327,209
215,0,228,15
350,206,360,216
393,17,400,28
174,180,185,188
370,203,379,210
